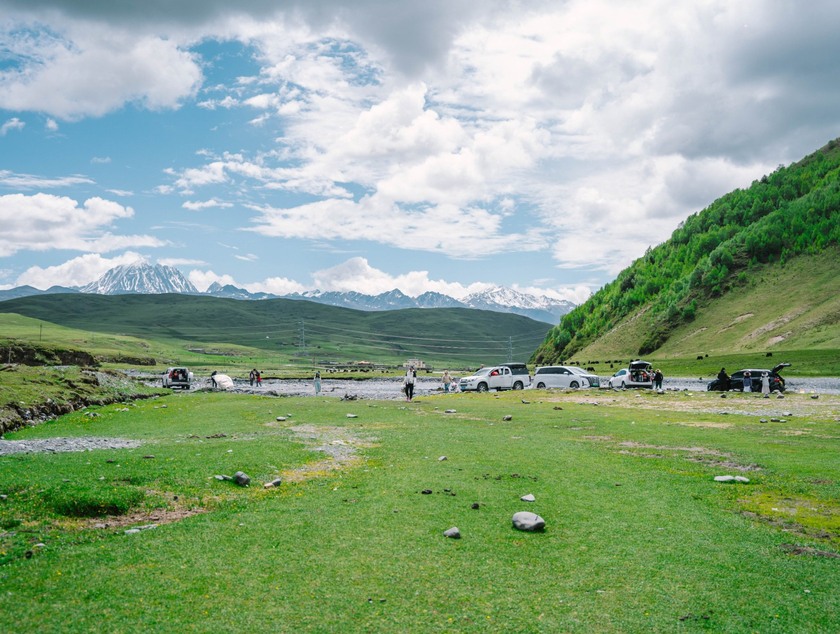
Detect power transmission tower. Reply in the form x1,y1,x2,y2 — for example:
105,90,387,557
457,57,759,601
298,319,307,356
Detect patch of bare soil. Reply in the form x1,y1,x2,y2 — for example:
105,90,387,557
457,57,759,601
86,507,206,530
780,543,840,558
282,424,378,483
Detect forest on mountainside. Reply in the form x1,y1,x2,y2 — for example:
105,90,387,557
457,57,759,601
533,137,840,364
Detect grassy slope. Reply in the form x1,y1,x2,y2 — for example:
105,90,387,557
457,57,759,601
1,390,838,632
568,248,840,372
0,295,552,370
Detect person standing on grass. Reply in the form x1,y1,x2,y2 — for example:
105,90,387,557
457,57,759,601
653,368,664,390
742,370,752,392
314,371,321,395
761,372,770,396
404,366,417,401
442,370,452,393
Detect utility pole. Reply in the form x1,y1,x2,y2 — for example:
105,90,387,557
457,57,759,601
298,319,307,357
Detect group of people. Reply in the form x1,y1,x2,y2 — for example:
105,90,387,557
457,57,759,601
718,367,771,394
248,368,262,386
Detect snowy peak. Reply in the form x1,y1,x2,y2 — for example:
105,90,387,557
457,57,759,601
464,286,576,322
81,263,198,295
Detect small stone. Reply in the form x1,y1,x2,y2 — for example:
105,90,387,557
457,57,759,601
733,476,750,483
0,494,7,501
438,456,447,461
421,489,433,495
720,393,727,398
124,529,141,535
553,406,563,410
346,413,358,418
759,419,768,423
234,471,251,486
276,416,286,421
503,415,513,421
471,503,480,509
444,409,457,414
142,455,155,459
512,511,545,531
783,412,792,417
521,399,530,404
214,474,232,481
770,418,781,422
520,493,536,502
264,478,283,488
714,475,736,482
811,394,819,399
443,527,461,539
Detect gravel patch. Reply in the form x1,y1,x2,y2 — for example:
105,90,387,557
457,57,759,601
0,437,142,456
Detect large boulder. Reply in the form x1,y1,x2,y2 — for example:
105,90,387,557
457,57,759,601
512,511,545,531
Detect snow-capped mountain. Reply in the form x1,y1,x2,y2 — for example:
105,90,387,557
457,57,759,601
284,287,574,323
1,263,576,323
462,286,576,323
80,263,198,295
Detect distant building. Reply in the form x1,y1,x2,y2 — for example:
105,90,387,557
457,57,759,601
404,358,427,370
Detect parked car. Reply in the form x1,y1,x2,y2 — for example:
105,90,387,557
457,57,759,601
707,363,790,392
608,360,653,389
530,365,595,389
568,366,601,388
459,364,530,392
163,367,193,390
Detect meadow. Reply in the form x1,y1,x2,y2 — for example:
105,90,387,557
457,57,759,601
1,387,838,632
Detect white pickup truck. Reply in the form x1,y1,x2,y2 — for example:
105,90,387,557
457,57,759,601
459,365,530,392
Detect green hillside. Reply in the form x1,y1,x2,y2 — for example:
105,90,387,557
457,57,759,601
0,294,550,371
534,137,840,365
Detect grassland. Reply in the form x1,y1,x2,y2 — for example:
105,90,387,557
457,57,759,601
0,294,552,372
1,388,838,632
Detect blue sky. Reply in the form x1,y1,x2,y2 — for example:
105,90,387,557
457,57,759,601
2,1,839,303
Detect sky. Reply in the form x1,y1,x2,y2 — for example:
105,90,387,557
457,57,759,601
1,1,839,304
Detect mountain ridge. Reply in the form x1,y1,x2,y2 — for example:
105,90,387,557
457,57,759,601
533,136,840,364
1,263,575,324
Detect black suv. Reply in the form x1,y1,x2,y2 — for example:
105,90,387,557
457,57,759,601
707,363,790,392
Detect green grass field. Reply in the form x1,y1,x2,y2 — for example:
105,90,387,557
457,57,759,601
1,389,838,632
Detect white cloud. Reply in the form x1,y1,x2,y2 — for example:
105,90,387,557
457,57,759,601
0,193,165,257
14,252,148,289
182,198,234,210
310,257,491,298
1,117,25,135
0,170,94,189
0,26,202,120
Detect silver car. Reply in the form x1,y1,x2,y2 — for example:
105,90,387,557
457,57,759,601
530,365,593,389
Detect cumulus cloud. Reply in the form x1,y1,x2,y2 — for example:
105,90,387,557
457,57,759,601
14,251,148,289
311,257,488,298
0,24,202,119
0,193,165,256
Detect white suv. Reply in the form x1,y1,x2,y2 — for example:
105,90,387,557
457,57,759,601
530,366,595,389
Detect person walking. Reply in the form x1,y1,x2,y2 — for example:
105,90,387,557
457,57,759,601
442,370,452,393
404,366,417,401
314,371,321,395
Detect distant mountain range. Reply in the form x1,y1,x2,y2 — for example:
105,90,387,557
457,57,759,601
0,263,575,324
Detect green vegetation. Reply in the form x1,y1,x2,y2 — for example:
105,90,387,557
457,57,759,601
534,137,840,365
0,295,551,372
1,390,838,632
